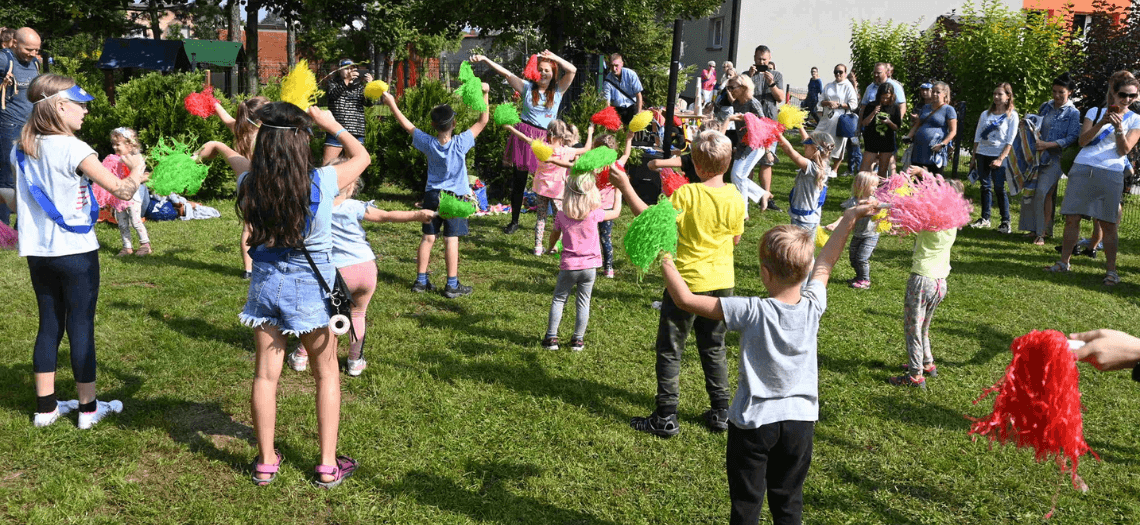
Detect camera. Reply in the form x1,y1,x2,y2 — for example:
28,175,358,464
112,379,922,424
754,64,769,73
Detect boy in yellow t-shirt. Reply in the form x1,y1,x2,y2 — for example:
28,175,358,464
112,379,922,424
609,130,745,437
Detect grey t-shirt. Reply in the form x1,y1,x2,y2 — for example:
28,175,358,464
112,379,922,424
721,279,826,429
750,68,785,119
842,196,878,237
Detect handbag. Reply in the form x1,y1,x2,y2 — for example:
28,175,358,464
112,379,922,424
301,247,357,340
836,113,859,138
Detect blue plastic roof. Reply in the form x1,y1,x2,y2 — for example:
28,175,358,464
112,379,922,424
97,38,191,72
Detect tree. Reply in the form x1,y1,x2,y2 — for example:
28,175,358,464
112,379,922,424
0,0,133,43
1071,0,1140,112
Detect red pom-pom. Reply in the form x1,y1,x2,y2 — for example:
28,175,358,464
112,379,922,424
591,106,622,131
743,113,783,150
673,115,682,127
183,85,218,119
523,55,541,82
596,166,613,190
0,221,16,250
969,330,1098,490
660,168,688,197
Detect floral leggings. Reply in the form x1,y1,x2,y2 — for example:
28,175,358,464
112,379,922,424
599,220,614,270
904,273,946,376
534,195,560,250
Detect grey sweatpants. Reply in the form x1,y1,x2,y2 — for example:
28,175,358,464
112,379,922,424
546,268,596,339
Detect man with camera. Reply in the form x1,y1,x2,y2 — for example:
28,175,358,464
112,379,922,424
747,45,784,212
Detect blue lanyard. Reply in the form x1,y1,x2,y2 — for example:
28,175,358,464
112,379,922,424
16,149,99,234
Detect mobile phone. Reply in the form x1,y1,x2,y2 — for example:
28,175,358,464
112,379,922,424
1109,104,1122,113
754,64,768,73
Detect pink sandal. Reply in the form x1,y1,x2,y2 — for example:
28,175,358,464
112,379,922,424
314,455,359,489
250,449,282,486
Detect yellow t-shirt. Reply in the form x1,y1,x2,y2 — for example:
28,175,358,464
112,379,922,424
911,229,957,279
671,183,745,292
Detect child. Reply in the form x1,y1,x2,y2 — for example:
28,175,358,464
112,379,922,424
777,129,835,241
660,203,878,525
214,96,269,279
825,172,881,289
542,173,623,351
589,126,633,277
608,129,745,436
383,87,489,297
16,75,148,428
505,119,588,255
108,127,152,256
234,102,370,487
288,178,435,375
890,178,965,389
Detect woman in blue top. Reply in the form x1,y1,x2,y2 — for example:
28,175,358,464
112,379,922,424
905,81,957,175
470,51,576,234
1020,73,1081,245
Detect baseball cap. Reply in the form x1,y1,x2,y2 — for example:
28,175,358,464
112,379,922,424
339,59,355,67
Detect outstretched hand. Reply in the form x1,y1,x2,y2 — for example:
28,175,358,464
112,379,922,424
1070,329,1140,371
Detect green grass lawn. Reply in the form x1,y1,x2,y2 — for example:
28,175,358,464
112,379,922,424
2,162,1140,524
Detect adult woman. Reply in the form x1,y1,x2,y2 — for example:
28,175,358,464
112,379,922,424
323,59,371,165
700,61,717,108
859,87,901,178
16,75,148,428
815,63,858,174
471,51,576,235
717,61,736,92
969,83,1019,234
1047,72,1140,286
804,67,822,124
1020,73,1080,245
717,74,766,216
906,81,957,175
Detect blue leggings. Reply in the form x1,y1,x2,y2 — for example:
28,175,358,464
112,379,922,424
599,220,614,270
28,250,100,383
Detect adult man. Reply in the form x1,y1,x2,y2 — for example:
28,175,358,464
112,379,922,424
748,45,784,212
0,27,41,225
804,67,822,125
603,53,643,124
860,62,906,118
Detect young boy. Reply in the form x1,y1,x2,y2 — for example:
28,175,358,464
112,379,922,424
608,129,744,436
382,86,489,298
661,203,877,525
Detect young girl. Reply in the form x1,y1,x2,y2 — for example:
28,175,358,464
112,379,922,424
860,87,902,177
231,101,369,487
969,83,1019,233
589,126,633,278
829,172,881,289
890,176,965,389
542,173,623,351
108,127,152,256
215,96,269,279
287,177,435,376
16,75,148,428
777,129,835,241
505,119,588,255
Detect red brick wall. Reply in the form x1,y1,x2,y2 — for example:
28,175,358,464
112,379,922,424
219,28,291,82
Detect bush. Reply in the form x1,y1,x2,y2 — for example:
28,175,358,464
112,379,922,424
1071,0,1140,112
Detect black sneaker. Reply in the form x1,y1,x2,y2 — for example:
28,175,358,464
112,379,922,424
442,282,473,298
703,408,729,432
630,411,680,437
502,222,519,234
411,280,434,293
241,271,252,280
569,337,585,352
766,201,783,212
541,336,559,350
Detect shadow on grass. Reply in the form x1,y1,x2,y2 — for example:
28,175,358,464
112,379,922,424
1085,439,1140,467
103,301,251,349
419,350,652,423
127,249,243,279
939,322,1014,368
382,460,622,525
866,393,971,431
0,364,35,417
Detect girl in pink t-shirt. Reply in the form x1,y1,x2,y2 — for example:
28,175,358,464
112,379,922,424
541,173,623,351
507,119,588,255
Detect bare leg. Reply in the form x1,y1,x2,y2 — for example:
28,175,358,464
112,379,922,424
299,326,340,482
1099,219,1118,273
417,235,436,274
240,223,253,273
251,326,286,479
1058,214,1081,266
444,236,459,279
877,153,892,178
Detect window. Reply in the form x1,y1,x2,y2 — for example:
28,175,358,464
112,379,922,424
707,17,724,50
1072,14,1093,35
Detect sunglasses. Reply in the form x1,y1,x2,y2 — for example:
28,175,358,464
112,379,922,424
834,70,844,75
1117,91,1139,99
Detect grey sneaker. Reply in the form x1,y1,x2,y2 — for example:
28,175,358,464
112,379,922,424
630,411,680,437
442,282,473,298
970,218,991,229
703,408,729,432
411,280,435,293
346,358,367,377
997,221,1011,234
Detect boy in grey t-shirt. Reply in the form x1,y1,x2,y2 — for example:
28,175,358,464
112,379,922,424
661,202,877,525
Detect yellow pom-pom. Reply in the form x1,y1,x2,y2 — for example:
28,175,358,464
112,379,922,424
364,80,389,101
629,110,654,133
815,225,830,248
874,209,892,233
280,59,323,111
777,104,808,131
532,140,553,162
893,185,913,197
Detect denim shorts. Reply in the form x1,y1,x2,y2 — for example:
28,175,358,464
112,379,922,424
324,132,366,148
421,190,469,237
239,251,335,336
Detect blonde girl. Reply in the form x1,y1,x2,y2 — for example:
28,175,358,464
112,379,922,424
844,172,881,288
504,118,590,255
777,129,836,240
108,127,152,256
541,173,623,351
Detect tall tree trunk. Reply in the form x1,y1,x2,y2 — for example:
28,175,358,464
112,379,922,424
286,19,296,68
149,0,162,40
228,0,241,95
245,1,260,95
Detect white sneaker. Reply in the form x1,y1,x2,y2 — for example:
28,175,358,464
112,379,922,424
288,349,309,372
970,218,991,229
78,400,123,429
346,358,367,377
33,399,79,428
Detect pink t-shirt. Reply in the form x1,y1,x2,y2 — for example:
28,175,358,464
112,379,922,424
532,146,571,199
600,160,625,209
555,208,605,270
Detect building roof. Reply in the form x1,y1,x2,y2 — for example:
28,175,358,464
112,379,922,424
97,38,191,71
182,39,244,68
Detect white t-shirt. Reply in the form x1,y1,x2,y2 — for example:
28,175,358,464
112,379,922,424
973,110,1019,157
1074,108,1140,171
14,135,100,257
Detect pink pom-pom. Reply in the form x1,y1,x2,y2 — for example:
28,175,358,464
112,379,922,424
183,85,218,119
743,113,783,150
0,221,16,249
93,155,132,211
969,330,1097,490
874,174,972,235
591,106,622,131
523,55,541,82
596,166,613,190
660,168,688,197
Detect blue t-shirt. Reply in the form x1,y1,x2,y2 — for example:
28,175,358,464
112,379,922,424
238,165,339,254
603,68,643,108
330,199,376,268
0,49,40,125
413,128,474,196
520,81,563,129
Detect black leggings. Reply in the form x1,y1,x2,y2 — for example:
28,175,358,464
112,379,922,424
509,168,529,224
28,250,100,383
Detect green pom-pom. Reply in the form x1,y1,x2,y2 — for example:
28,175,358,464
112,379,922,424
624,200,680,272
494,104,521,126
438,192,476,219
572,147,618,175
148,137,210,196
459,61,475,82
460,77,486,112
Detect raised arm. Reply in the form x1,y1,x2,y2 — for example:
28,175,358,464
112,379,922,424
214,102,237,134
79,152,149,201
540,50,577,93
811,201,877,285
662,254,724,320
605,164,649,216
602,193,623,221
469,83,491,138
618,132,634,165
776,133,810,170
309,106,370,189
195,140,250,175
503,124,533,142
470,54,526,95
381,92,416,135
647,156,683,173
